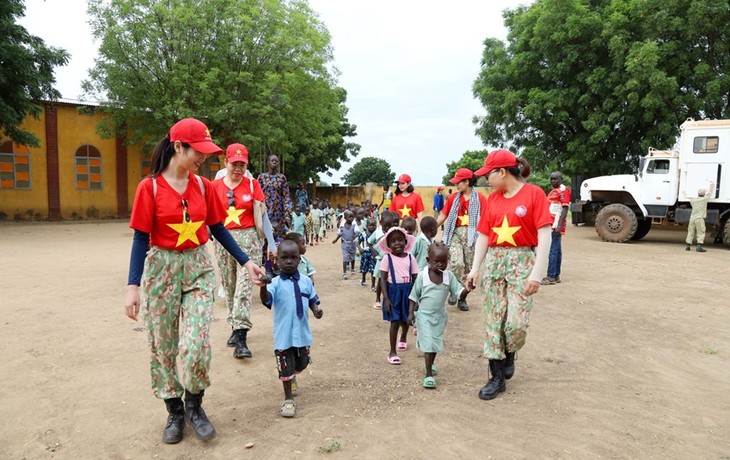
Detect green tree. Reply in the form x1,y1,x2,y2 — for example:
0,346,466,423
442,150,488,185
84,0,358,182
473,0,730,179
341,156,395,186
0,0,69,146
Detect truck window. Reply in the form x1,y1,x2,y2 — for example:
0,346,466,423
646,159,670,174
693,136,719,153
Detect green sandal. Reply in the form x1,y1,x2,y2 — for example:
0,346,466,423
423,365,438,376
422,376,436,389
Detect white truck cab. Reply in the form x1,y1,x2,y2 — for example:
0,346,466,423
573,119,730,243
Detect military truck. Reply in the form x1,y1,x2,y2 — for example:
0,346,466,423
571,119,730,244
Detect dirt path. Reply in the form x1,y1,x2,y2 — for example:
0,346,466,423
1,221,728,459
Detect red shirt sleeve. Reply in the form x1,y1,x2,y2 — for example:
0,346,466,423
441,193,456,217
204,177,226,226
412,193,425,216
129,178,154,233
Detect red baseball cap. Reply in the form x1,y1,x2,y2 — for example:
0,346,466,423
169,118,222,155
474,149,518,176
437,186,444,191
395,173,412,184
226,143,249,164
449,168,475,184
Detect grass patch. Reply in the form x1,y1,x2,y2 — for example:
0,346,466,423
319,439,341,453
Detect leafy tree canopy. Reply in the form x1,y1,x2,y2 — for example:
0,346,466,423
442,149,488,185
84,0,359,182
473,0,730,178
341,156,395,186
0,0,69,146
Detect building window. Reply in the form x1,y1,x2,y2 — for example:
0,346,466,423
0,141,31,189
75,145,103,190
693,136,719,154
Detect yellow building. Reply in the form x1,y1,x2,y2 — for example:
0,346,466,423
0,99,226,220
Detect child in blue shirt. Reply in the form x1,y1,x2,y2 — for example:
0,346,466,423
260,240,323,417
284,232,316,284
291,206,306,236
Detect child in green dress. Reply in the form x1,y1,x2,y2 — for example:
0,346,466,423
408,242,466,389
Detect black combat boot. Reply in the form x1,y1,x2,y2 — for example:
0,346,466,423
696,245,707,252
162,397,185,444
478,359,506,400
226,328,239,347
504,352,516,380
233,329,253,359
457,298,469,311
184,390,216,441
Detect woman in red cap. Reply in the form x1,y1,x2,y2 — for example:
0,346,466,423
211,143,277,360
465,149,551,401
390,173,425,220
124,118,265,444
436,168,488,312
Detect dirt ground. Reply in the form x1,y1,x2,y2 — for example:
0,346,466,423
1,221,729,459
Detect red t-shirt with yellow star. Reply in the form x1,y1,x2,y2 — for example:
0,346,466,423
211,176,265,230
477,183,552,247
390,192,425,219
130,173,226,250
441,191,489,227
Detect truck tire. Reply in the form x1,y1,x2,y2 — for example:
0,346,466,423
631,219,652,241
595,204,638,242
723,221,730,245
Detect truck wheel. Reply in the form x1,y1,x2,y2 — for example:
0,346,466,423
631,219,652,241
595,204,638,242
723,221,730,245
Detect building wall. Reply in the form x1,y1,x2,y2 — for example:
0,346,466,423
0,113,49,219
56,106,119,218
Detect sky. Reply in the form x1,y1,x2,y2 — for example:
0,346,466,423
19,0,532,186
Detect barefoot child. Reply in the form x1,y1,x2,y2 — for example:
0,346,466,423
379,226,418,364
332,209,360,279
408,242,466,388
358,218,378,289
259,240,323,417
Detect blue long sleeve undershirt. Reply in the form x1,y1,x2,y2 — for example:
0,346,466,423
127,223,250,286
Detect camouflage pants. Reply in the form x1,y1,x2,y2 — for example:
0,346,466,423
214,228,263,331
141,245,216,399
479,246,535,360
448,226,474,286
685,218,706,245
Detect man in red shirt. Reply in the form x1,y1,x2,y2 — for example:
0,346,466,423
542,171,571,285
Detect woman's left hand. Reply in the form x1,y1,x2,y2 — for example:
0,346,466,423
524,280,540,296
245,261,265,286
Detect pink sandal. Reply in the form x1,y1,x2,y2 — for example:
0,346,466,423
387,355,401,365
396,341,408,351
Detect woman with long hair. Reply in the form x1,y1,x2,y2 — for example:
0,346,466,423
466,149,551,401
124,118,264,444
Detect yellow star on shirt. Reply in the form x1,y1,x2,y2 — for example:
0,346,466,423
492,215,521,246
167,219,204,247
458,212,469,226
224,206,245,226
398,205,412,218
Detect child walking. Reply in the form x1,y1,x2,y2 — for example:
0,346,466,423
408,242,467,388
378,226,418,364
369,211,398,309
259,240,323,417
284,232,316,284
358,218,377,289
332,209,360,279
